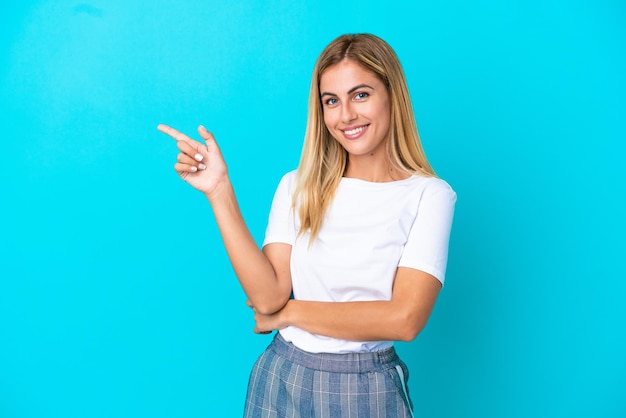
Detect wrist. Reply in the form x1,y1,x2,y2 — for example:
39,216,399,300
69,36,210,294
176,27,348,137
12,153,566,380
281,299,296,329
204,177,233,203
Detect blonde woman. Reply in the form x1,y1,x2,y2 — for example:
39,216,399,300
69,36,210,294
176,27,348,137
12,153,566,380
159,33,456,417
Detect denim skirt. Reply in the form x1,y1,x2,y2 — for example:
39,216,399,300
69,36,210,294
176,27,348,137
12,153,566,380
244,333,414,418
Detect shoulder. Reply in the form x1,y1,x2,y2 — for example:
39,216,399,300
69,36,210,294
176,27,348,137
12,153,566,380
406,175,455,194
280,169,298,183
423,176,455,195
275,169,297,187
272,169,298,196
409,175,457,205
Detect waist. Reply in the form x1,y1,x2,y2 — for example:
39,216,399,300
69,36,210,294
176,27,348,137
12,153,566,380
278,326,393,354
270,332,401,373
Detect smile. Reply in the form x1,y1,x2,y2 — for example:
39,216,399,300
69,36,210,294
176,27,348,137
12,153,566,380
341,125,369,138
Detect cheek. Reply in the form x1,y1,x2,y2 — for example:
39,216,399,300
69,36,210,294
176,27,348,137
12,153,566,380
323,111,335,130
323,113,343,142
376,104,391,131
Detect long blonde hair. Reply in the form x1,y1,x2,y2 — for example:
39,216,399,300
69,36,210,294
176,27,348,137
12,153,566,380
294,33,435,242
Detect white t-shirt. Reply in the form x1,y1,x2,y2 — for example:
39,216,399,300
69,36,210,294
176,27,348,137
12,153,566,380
263,170,456,354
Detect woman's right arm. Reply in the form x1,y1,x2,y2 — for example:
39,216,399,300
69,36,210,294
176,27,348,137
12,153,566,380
158,124,292,315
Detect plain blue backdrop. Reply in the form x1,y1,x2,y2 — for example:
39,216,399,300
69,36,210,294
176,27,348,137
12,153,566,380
1,1,624,417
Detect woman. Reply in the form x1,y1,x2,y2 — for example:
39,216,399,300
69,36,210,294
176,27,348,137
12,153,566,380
159,33,455,417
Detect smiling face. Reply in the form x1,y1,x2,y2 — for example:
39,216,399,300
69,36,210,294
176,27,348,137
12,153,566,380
319,59,391,165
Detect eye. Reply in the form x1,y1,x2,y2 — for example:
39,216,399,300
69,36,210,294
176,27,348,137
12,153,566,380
324,97,338,106
354,92,369,100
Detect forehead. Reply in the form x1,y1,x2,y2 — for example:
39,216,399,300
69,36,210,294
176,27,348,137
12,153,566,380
319,59,382,91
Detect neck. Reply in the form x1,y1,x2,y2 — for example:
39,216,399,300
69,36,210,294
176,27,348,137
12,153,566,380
343,156,409,182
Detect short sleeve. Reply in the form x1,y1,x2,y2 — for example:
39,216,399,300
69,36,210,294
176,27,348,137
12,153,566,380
262,171,297,247
398,179,457,285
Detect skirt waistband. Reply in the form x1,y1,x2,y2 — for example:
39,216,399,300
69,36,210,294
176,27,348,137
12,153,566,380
269,333,401,374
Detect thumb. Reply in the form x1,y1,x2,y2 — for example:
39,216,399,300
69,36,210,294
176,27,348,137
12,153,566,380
197,125,221,155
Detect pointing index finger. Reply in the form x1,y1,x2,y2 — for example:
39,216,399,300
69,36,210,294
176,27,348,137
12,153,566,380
157,124,192,143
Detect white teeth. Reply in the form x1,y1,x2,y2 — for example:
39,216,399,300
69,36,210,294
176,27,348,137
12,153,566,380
344,126,366,135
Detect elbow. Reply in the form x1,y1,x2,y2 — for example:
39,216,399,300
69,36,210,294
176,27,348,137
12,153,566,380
396,324,424,342
394,314,428,342
253,296,290,316
255,304,280,316
249,282,292,315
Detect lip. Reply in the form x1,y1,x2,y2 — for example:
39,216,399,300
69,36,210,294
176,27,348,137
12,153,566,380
340,124,369,139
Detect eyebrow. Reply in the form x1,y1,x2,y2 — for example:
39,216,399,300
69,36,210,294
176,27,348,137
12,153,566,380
320,83,375,97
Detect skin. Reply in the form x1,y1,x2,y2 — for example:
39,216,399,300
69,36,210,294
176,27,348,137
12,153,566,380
320,59,397,182
158,59,441,342
157,124,292,316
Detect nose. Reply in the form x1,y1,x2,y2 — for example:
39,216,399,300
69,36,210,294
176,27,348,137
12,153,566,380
340,101,357,123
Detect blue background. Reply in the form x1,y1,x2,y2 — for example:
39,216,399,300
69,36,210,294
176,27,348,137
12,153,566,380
1,1,624,417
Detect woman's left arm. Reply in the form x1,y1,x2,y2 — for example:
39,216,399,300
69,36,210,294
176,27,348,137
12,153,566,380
251,267,441,342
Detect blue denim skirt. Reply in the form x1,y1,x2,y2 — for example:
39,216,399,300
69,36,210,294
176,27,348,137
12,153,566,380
244,333,414,417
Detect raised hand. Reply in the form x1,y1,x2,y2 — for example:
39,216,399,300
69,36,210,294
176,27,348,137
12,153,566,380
159,124,293,316
158,124,228,197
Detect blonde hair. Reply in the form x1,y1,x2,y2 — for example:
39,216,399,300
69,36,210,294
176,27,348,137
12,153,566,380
294,33,436,242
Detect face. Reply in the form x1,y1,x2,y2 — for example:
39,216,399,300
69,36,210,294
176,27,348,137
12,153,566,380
319,59,391,161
